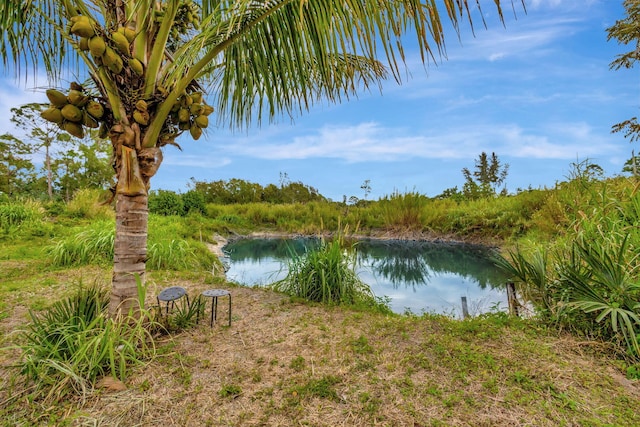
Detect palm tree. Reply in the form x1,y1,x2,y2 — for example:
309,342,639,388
0,0,522,316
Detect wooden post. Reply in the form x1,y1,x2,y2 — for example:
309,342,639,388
506,282,519,317
461,296,469,319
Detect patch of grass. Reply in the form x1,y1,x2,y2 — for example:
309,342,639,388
290,375,342,402
289,356,306,372
219,384,242,398
351,335,374,354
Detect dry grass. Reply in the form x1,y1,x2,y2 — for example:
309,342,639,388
1,268,639,426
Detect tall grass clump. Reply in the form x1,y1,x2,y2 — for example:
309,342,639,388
0,199,52,238
378,190,428,231
0,199,43,228
48,215,217,270
47,220,115,267
15,281,156,401
65,189,114,220
272,235,388,312
147,238,216,271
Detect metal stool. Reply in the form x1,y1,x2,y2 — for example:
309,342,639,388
198,289,231,327
157,286,189,315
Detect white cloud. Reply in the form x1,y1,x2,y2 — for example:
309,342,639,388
215,120,621,164
162,154,232,169
0,78,47,136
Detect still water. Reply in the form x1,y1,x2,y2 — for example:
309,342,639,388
223,238,508,316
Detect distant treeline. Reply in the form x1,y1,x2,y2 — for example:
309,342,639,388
148,178,327,216
191,178,326,204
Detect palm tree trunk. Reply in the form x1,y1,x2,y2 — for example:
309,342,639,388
108,142,150,317
110,191,147,317
45,142,52,200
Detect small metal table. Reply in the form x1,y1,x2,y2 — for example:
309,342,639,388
157,286,189,315
199,289,231,327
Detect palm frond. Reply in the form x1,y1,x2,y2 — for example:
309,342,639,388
162,0,521,128
0,0,80,82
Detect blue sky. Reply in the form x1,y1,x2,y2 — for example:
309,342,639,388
0,0,637,201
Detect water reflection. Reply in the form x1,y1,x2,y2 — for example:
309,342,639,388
223,238,508,316
355,240,505,290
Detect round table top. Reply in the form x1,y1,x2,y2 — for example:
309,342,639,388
202,289,230,298
157,286,187,301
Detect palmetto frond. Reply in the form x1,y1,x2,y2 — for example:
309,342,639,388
560,235,640,355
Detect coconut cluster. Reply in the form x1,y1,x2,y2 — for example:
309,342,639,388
41,83,105,139
71,15,142,77
61,7,213,142
169,92,214,140
154,0,201,41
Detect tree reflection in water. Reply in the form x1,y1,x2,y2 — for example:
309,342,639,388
354,240,506,290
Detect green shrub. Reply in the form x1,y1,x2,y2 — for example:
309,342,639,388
497,177,640,358
149,190,184,216
182,190,206,215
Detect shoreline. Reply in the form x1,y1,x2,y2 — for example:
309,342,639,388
234,229,502,248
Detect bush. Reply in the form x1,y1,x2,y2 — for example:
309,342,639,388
496,177,640,358
149,190,184,216
182,190,206,215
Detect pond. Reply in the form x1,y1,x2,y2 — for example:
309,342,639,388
222,238,509,316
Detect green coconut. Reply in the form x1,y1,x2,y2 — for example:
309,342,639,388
70,20,95,38
40,107,63,124
111,31,130,56
128,58,144,76
178,108,190,123
61,104,83,123
88,36,107,57
83,111,99,129
189,103,203,116
194,115,209,129
190,125,203,140
67,89,87,107
64,121,85,138
132,110,149,126
46,89,68,108
85,101,104,119
79,37,90,51
201,104,214,116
